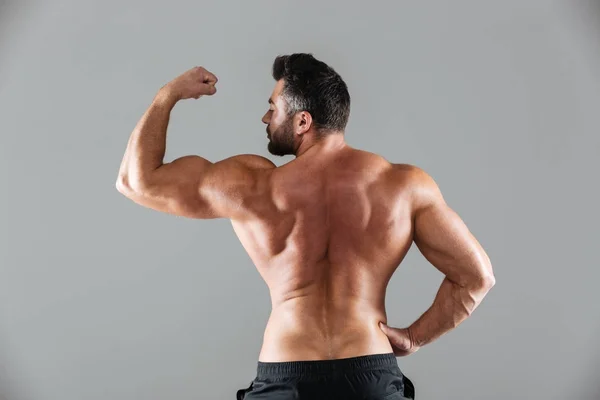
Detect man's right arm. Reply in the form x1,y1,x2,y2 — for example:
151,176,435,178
404,165,495,349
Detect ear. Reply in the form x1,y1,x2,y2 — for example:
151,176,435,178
296,111,313,134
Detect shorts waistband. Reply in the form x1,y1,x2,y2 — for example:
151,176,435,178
256,353,398,379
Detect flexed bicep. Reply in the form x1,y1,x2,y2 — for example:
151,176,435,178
117,154,276,220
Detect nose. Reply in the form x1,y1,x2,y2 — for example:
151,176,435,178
262,111,270,125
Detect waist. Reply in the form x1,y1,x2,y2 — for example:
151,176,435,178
256,352,399,379
258,300,393,362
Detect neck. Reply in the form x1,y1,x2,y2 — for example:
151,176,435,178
295,131,347,157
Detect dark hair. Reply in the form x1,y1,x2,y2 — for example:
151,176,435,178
272,53,350,134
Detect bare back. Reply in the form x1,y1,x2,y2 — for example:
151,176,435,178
231,147,416,362
116,69,494,365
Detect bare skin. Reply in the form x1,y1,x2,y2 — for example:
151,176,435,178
116,66,495,362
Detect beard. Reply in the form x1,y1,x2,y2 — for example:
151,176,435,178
267,116,296,157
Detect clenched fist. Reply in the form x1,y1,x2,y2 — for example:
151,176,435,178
161,66,218,101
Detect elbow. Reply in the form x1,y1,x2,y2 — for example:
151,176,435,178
116,175,142,195
482,259,496,288
474,256,495,289
481,274,496,289
466,265,496,291
473,272,496,291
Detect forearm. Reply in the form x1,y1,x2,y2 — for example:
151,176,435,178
117,88,179,188
408,276,493,348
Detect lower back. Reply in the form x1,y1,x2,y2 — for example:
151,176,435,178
258,294,394,362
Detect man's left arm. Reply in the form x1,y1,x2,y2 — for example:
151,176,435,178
116,66,275,220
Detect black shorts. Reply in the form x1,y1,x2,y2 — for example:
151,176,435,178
236,352,415,400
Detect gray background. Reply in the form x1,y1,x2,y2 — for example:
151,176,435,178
1,1,599,399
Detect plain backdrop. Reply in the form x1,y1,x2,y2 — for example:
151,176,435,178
1,1,599,399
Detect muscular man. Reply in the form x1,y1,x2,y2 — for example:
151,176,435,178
116,53,495,400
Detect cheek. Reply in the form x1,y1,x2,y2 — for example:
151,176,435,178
272,110,285,124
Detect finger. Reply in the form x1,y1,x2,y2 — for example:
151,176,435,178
379,323,403,343
201,83,217,95
202,70,218,85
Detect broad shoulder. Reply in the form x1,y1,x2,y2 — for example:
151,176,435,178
198,154,277,220
391,163,433,183
391,163,443,209
225,154,277,170
392,163,429,180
